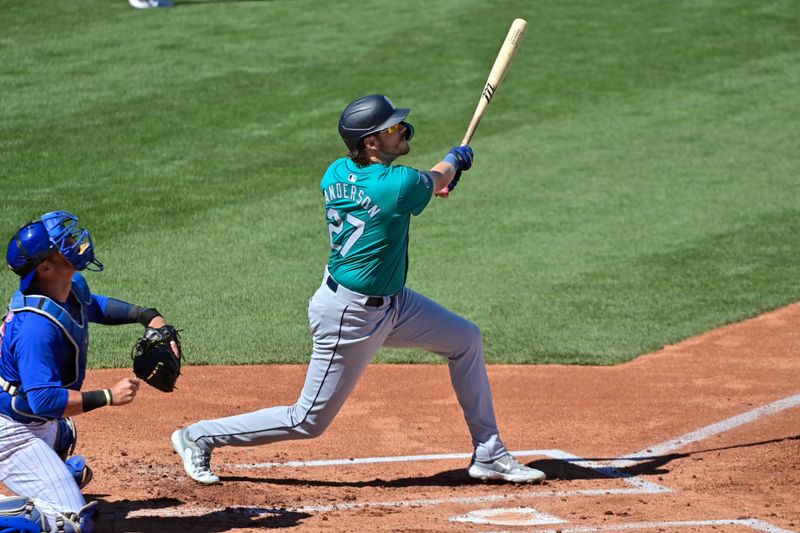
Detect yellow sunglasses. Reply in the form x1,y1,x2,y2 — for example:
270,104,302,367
383,123,403,135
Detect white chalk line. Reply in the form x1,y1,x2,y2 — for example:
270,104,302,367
135,391,800,521
612,393,800,469
481,518,796,533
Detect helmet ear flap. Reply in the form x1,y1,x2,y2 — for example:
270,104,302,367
6,221,55,278
402,121,414,142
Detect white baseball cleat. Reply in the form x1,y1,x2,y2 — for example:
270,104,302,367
468,453,546,484
171,428,220,484
129,0,175,8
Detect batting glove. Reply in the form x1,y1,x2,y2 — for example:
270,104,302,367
445,145,474,172
447,170,462,191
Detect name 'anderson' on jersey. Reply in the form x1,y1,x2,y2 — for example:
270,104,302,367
322,157,433,296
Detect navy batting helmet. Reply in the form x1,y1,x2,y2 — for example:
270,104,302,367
338,94,415,151
7,211,103,291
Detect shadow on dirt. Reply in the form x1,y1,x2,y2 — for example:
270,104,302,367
550,434,800,480
220,457,602,486
91,497,311,532
220,467,470,487
217,435,800,486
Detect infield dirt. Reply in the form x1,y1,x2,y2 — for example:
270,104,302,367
7,304,800,532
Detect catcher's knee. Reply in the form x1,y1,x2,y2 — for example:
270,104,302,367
54,418,77,461
0,497,46,532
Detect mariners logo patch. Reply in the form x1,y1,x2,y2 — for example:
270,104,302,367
420,172,432,189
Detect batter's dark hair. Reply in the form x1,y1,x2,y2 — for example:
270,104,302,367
347,140,373,167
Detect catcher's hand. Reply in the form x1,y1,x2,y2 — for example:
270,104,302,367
131,325,182,393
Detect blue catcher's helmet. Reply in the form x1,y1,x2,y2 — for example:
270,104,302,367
6,210,103,291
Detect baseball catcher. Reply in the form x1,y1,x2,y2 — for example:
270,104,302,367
131,325,182,393
1,210,183,532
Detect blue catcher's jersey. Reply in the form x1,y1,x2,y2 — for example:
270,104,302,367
0,273,93,423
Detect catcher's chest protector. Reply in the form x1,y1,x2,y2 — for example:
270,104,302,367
6,275,92,389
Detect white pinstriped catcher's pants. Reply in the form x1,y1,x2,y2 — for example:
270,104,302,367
0,414,85,528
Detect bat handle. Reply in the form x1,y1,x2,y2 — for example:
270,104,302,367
461,129,475,147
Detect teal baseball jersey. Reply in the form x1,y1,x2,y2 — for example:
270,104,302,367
321,157,434,295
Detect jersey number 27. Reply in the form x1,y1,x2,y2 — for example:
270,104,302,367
327,208,365,257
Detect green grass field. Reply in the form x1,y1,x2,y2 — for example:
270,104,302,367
1,0,798,367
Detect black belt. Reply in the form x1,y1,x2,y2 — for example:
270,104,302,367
326,276,386,307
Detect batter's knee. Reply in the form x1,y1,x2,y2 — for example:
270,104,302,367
457,321,483,352
444,320,484,361
466,321,482,345
293,415,333,439
289,400,339,439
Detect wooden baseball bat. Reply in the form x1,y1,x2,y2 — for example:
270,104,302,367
461,18,528,146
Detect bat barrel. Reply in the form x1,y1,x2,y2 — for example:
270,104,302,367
461,18,527,146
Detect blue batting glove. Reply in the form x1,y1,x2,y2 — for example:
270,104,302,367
443,145,474,172
447,169,462,191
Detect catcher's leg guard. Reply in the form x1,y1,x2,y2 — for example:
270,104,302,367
54,418,77,461
0,516,44,533
52,501,97,533
55,419,91,490
63,456,92,490
0,496,47,532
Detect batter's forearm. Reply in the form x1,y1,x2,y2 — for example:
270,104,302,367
428,160,457,192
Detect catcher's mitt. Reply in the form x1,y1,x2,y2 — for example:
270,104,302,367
131,325,182,393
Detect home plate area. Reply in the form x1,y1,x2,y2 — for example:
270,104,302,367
125,447,784,531
115,439,797,532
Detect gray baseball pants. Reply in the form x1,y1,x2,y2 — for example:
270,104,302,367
188,272,508,463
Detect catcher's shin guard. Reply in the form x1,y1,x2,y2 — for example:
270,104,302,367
0,516,43,533
65,456,93,490
0,496,47,532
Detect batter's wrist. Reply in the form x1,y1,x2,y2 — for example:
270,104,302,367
443,153,459,169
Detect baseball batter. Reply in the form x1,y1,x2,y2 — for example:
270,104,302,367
171,95,545,485
0,211,178,532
